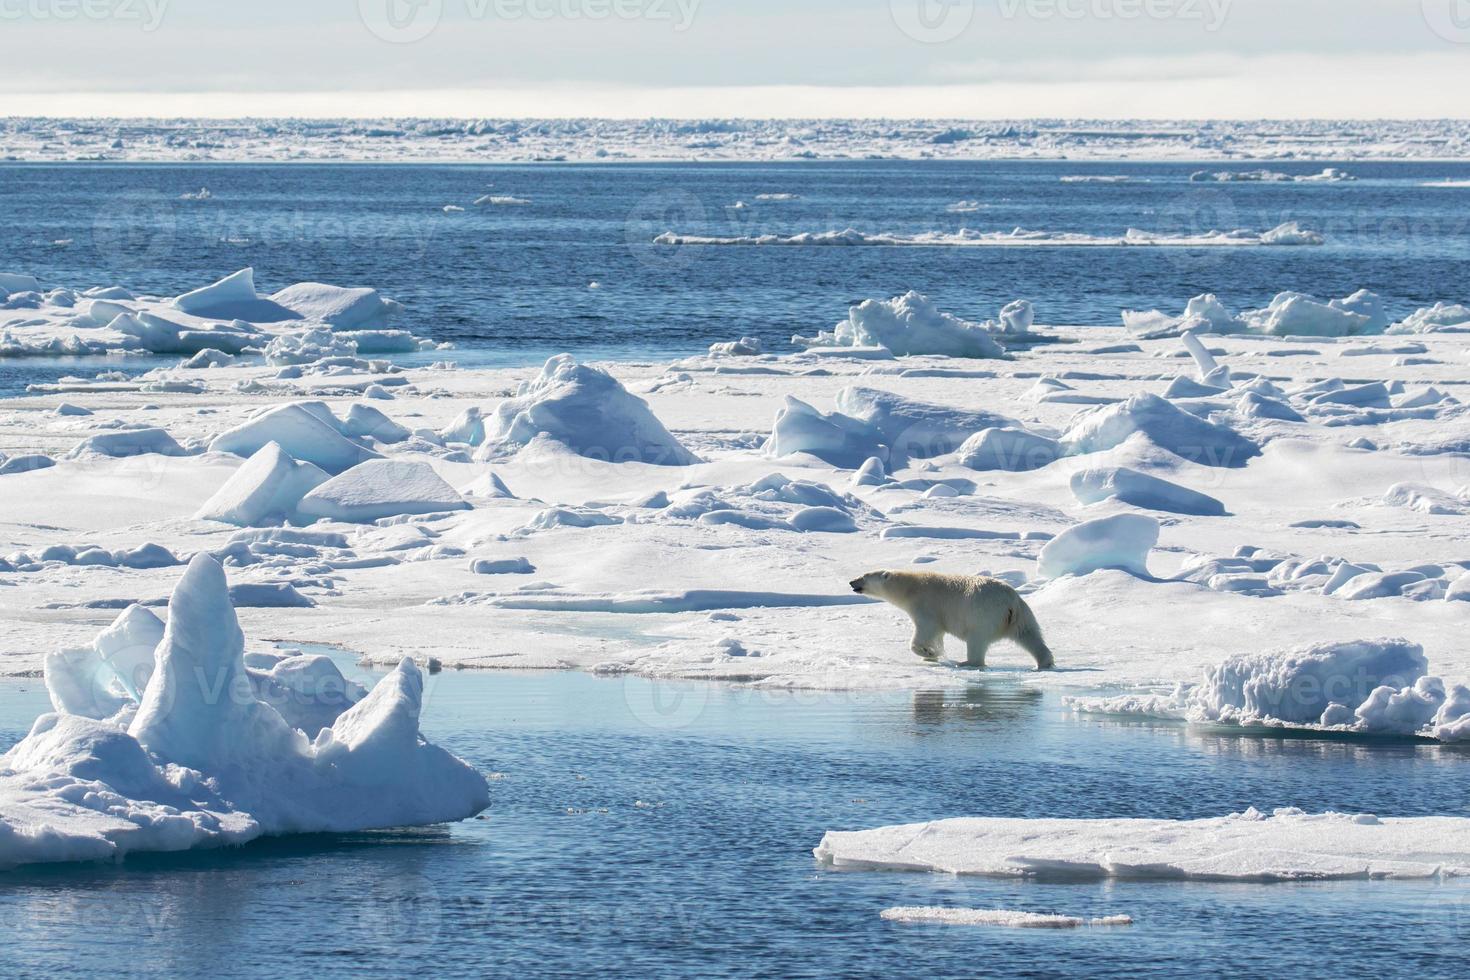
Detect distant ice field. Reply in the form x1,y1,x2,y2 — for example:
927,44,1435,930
2,158,1469,393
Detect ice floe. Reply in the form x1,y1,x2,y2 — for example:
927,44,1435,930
815,808,1470,881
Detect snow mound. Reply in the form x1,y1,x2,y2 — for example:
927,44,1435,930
1070,466,1226,516
794,292,1006,358
67,428,189,459
653,473,878,534
480,355,698,466
196,442,330,527
815,808,1470,881
0,454,56,476
956,427,1061,472
1062,393,1260,467
210,403,382,474
270,282,401,331
1250,292,1377,337
1037,514,1159,580
297,460,470,523
1387,303,1470,335
835,386,1017,461
1381,483,1470,516
763,396,885,468
880,908,1132,929
709,337,763,357
0,555,489,869
172,267,260,316
1070,639,1469,741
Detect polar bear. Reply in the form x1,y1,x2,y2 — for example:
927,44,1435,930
850,570,1055,670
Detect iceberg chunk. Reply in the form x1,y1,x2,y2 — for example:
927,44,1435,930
480,355,698,466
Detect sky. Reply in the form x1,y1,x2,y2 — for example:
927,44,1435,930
1,0,1468,118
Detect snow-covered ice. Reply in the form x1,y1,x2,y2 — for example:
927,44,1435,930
2,119,1468,164
792,292,1006,359
815,808,1470,881
479,354,699,466
0,555,489,869
3,265,1469,718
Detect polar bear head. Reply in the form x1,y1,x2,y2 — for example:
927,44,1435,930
850,571,894,598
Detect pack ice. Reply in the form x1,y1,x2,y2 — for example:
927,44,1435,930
0,555,489,869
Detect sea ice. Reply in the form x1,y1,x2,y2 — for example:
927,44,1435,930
1069,638,1470,741
792,292,1006,359
1070,466,1226,516
955,427,1061,472
479,355,698,466
209,403,382,474
1037,514,1159,580
1062,393,1260,467
195,442,330,527
0,555,489,869
815,808,1470,881
296,460,471,523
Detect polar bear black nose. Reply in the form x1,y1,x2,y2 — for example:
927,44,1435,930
850,579,864,593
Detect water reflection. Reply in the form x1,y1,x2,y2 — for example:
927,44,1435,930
910,684,1045,731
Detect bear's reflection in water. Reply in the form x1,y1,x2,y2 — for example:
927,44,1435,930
909,685,1044,730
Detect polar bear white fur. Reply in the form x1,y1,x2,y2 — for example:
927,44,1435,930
850,570,1055,670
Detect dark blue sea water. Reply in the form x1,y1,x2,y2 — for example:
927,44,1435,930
0,668,1466,979
2,159,1469,395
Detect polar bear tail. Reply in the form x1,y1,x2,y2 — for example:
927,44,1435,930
1010,597,1056,671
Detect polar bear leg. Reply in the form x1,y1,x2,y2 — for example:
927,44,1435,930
965,635,990,669
910,614,944,661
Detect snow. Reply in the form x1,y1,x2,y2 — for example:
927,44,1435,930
1070,466,1226,517
67,427,190,459
195,442,330,527
297,460,470,523
270,282,401,331
1069,638,1470,742
764,396,886,468
815,808,1470,882
1037,514,1159,580
793,292,1006,359
0,555,489,869
1,120,1468,165
1062,393,1259,467
209,402,382,474
5,266,1470,715
1388,303,1470,335
834,386,1017,462
172,268,261,317
956,427,1061,472
480,355,699,466
661,225,1323,249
